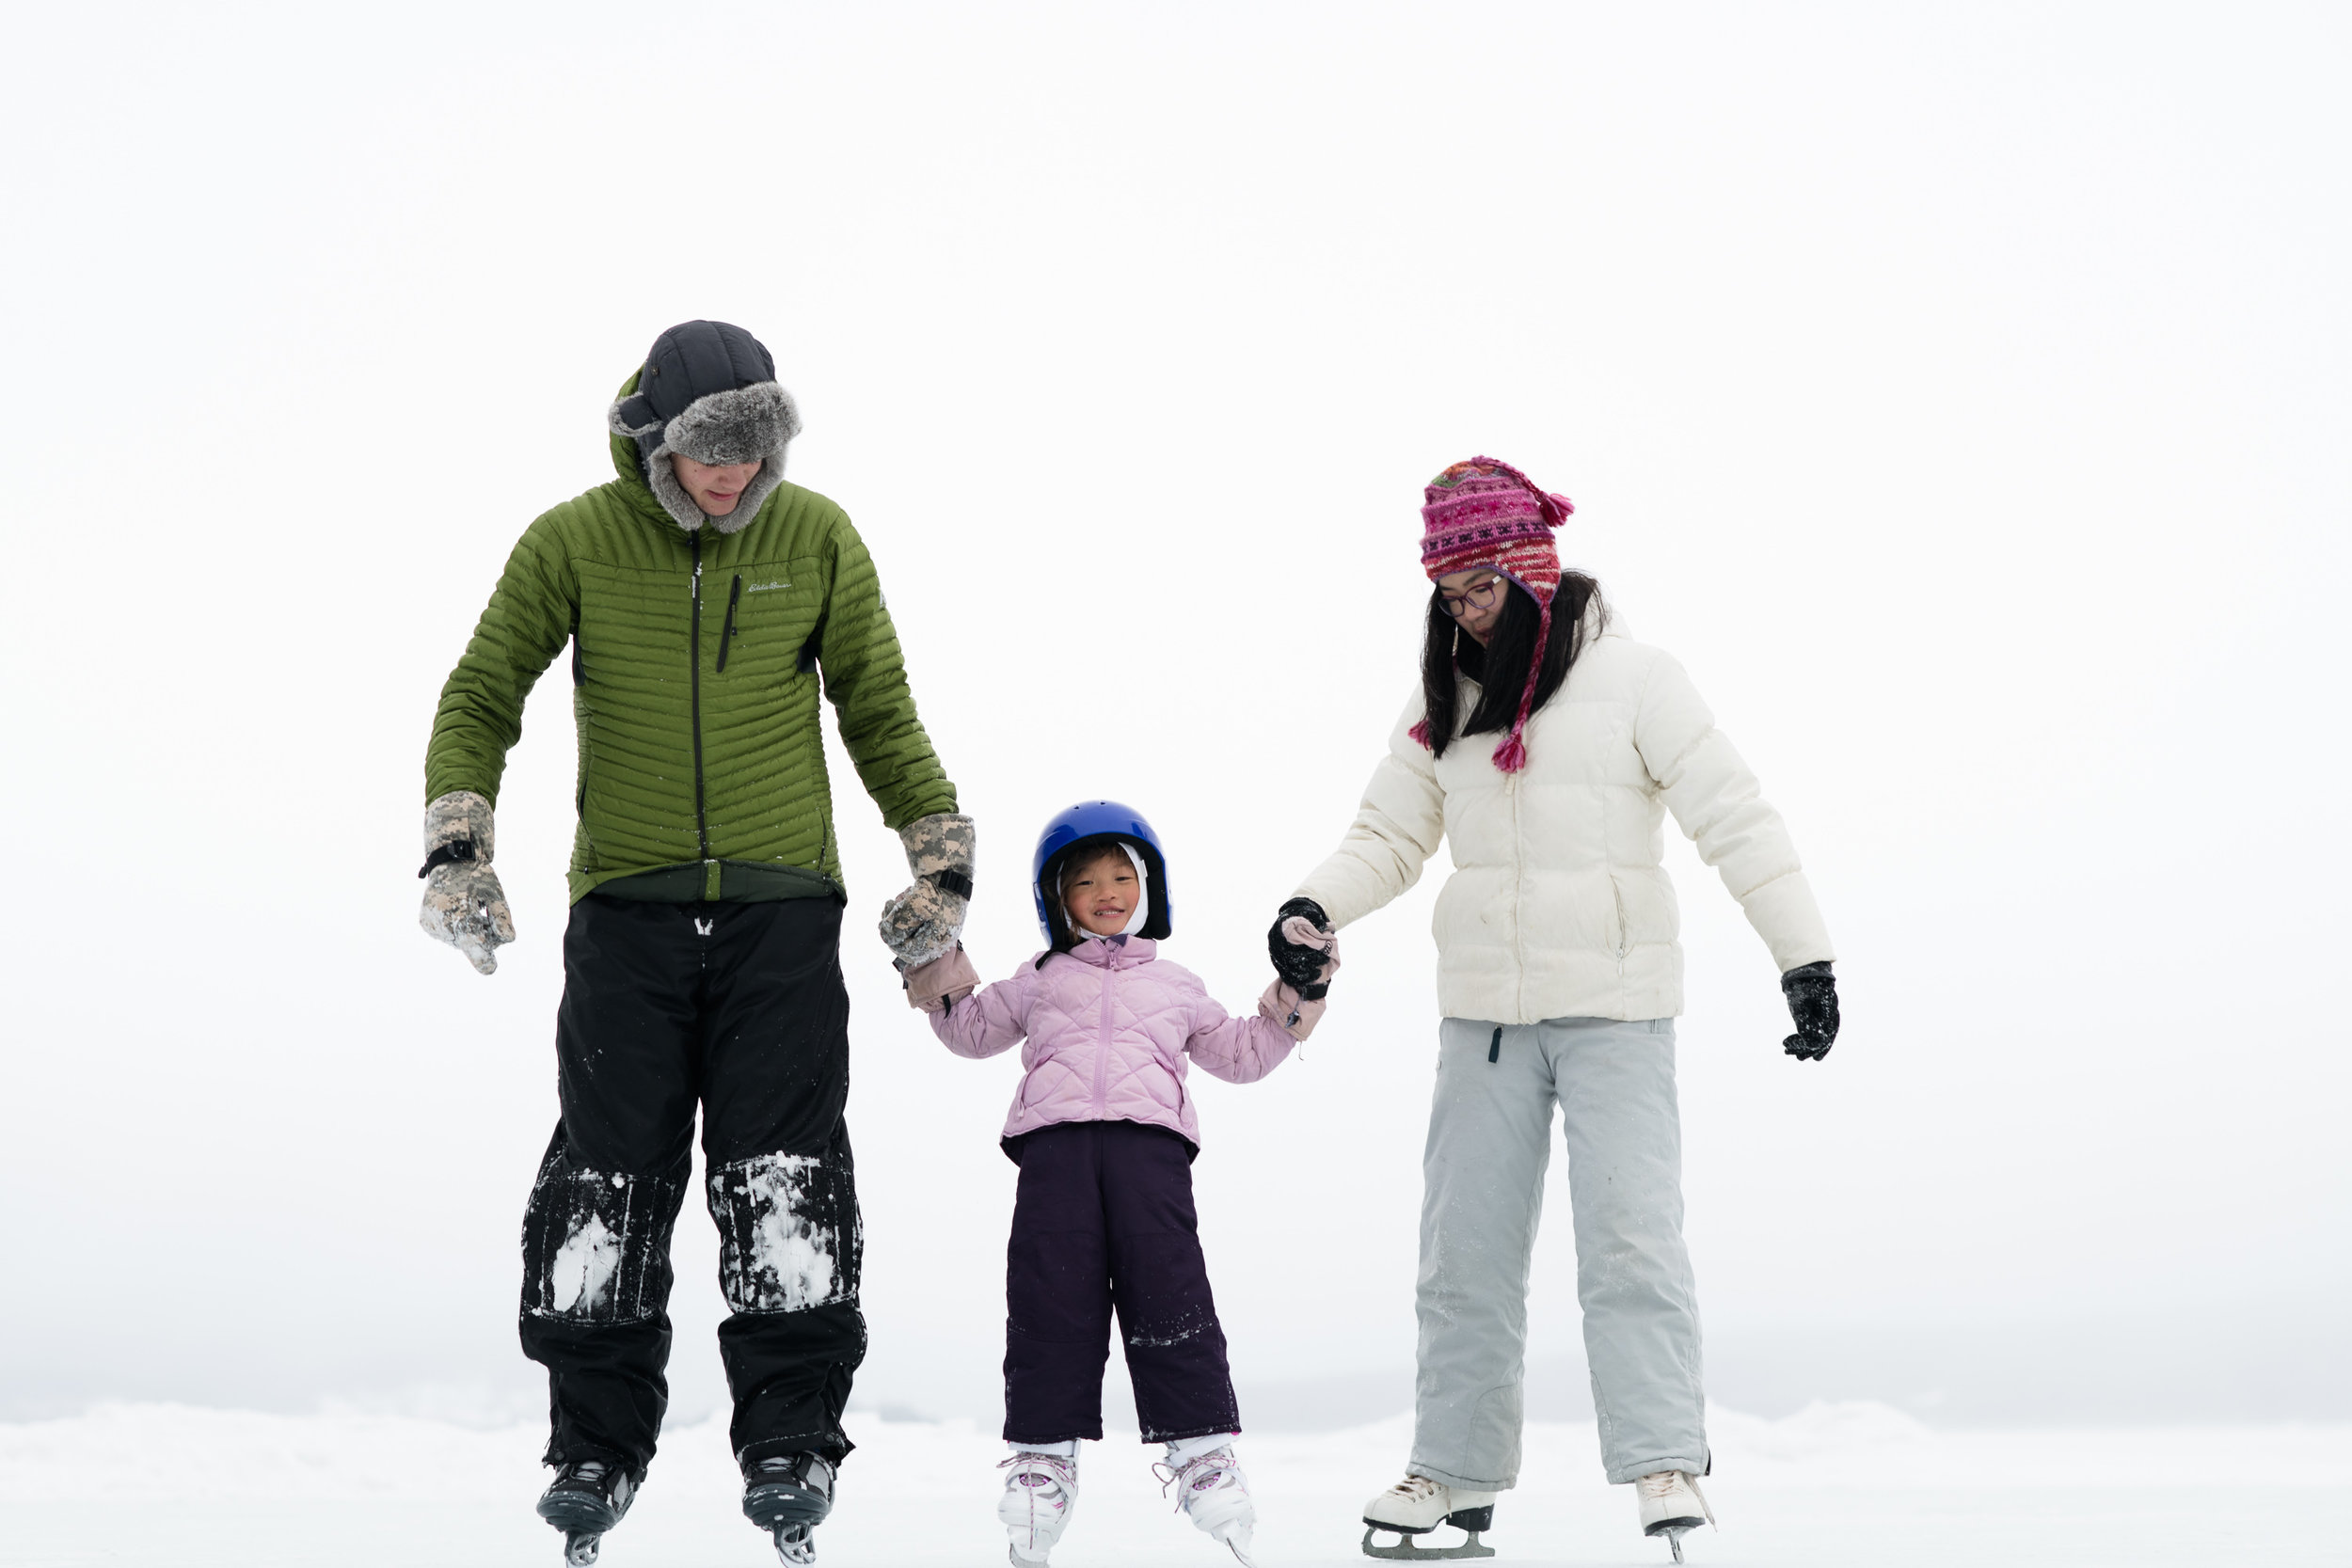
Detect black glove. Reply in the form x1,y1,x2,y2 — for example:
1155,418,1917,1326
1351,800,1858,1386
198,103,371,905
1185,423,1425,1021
1781,960,1838,1061
1268,896,1334,999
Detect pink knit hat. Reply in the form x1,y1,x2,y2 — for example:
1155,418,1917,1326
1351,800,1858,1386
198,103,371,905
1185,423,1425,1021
1412,456,1575,773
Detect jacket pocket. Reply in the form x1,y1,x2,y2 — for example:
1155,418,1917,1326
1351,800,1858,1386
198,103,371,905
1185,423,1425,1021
1609,874,1633,959
715,574,742,673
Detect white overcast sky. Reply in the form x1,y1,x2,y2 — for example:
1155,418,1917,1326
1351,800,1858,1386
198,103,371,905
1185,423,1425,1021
1,2,2345,1428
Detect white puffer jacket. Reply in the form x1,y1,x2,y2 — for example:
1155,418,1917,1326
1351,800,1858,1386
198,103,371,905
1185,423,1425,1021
1297,628,1833,1025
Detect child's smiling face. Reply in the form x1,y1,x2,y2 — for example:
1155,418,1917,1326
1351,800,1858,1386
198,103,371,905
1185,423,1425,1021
1062,847,1142,936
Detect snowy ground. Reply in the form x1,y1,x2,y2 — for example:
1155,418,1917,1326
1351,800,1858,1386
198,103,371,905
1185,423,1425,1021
5,1402,2347,1567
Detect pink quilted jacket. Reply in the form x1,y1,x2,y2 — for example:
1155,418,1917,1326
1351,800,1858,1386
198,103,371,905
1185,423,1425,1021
921,937,1311,1148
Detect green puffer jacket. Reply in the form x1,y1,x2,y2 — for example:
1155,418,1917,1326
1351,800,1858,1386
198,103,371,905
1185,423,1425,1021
425,376,957,904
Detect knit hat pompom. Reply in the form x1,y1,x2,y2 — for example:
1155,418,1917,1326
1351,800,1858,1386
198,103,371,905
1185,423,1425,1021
1415,455,1577,774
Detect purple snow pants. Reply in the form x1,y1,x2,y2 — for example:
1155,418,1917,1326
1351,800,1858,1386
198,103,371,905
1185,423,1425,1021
1002,1120,1239,1446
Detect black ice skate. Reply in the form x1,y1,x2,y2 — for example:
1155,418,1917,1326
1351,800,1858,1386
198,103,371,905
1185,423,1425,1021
535,1456,637,1566
1359,1473,1497,1560
742,1450,837,1564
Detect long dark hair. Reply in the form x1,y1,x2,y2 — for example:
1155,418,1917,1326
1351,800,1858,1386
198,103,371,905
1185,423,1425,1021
1420,573,1607,758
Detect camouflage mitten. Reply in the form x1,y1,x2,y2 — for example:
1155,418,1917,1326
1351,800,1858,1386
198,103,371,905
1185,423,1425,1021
418,790,515,975
879,812,976,973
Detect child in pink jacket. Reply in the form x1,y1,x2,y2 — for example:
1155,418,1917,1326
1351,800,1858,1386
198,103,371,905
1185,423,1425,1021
901,800,1337,1568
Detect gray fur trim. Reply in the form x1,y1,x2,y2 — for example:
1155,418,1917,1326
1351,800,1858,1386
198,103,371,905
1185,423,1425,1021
667,381,800,466
605,382,801,535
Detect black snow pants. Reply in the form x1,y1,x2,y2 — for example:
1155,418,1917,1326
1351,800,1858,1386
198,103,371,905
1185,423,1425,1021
519,893,864,1481
1002,1120,1239,1446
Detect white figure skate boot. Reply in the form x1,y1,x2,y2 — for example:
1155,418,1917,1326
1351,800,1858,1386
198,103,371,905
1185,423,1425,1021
1360,1472,1498,1560
1635,1470,1714,1562
999,1449,1078,1564
1158,1439,1258,1566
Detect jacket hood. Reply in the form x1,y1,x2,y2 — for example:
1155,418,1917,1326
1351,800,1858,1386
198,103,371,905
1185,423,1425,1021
606,367,801,535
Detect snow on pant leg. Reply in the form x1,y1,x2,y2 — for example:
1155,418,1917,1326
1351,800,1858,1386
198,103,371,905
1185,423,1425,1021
696,896,866,1467
519,895,704,1477
1409,1018,1558,1492
1549,1016,1708,1483
1100,1122,1239,1444
1001,1123,1115,1446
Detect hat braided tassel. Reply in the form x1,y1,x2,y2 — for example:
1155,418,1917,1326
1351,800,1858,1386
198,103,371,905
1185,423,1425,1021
1490,598,1551,774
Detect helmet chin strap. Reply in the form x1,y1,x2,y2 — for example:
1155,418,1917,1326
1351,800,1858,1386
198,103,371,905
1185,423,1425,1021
1062,843,1151,940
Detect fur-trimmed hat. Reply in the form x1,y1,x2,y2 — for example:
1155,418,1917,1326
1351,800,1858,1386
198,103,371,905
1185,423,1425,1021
609,320,803,534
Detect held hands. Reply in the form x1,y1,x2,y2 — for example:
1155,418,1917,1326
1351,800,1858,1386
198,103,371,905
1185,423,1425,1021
903,945,980,1013
418,790,515,975
880,812,977,973
1267,897,1337,1000
1781,960,1839,1060
1263,898,1341,1039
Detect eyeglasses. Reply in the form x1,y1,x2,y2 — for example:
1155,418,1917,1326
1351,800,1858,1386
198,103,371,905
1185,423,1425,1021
1437,578,1505,619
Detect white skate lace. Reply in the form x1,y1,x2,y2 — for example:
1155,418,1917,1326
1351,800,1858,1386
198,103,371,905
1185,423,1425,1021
999,1451,1076,1502
1382,1473,1443,1502
1153,1447,1236,1511
1639,1471,1716,1527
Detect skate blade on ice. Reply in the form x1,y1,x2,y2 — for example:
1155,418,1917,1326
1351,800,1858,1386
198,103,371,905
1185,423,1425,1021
1360,1526,1497,1560
1646,1514,1705,1563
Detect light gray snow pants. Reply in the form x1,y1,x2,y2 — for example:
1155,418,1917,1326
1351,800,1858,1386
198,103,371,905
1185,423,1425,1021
1409,1016,1708,1490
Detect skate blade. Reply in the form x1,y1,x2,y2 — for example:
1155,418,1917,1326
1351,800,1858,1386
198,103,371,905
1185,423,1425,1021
1361,1526,1497,1560
772,1521,817,1565
562,1531,602,1567
1006,1547,1050,1568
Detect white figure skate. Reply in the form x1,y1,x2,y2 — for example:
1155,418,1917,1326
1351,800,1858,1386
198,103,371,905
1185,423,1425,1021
999,1450,1078,1564
1159,1443,1259,1566
1636,1470,1714,1562
1359,1472,1497,1560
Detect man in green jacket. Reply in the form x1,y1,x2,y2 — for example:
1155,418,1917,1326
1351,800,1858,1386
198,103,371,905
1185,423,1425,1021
420,320,972,1566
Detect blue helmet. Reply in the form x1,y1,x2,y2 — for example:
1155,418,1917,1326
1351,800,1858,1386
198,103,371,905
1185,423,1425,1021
1030,800,1174,946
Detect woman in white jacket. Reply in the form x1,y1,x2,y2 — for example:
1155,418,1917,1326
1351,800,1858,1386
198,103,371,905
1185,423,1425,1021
1271,457,1839,1562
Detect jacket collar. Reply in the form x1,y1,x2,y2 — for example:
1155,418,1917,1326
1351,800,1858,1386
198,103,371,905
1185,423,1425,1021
1057,936,1159,971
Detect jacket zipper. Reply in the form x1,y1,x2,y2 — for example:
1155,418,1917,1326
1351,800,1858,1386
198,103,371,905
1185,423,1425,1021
716,573,742,673
570,622,588,816
1507,768,1527,1022
1091,962,1116,1115
689,534,710,862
